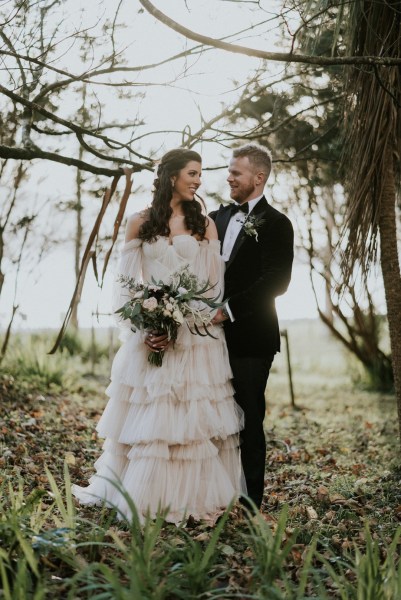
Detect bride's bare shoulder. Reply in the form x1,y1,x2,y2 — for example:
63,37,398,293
125,210,149,242
204,216,218,241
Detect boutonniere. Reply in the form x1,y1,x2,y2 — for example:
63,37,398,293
242,215,265,242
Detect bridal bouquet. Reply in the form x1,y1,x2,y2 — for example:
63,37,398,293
116,266,222,366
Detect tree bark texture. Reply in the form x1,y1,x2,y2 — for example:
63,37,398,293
379,144,401,440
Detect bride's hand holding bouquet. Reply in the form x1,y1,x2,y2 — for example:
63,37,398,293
116,265,223,366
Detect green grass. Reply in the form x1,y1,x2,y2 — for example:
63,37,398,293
1,335,80,390
0,321,400,597
1,469,401,599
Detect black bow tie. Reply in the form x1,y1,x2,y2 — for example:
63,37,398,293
228,202,249,215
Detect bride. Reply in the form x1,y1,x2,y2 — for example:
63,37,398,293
72,148,245,524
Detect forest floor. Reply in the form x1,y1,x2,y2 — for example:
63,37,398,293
1,320,400,597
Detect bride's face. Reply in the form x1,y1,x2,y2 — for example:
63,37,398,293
171,161,202,201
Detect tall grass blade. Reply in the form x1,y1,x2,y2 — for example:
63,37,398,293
0,554,12,600
15,531,39,577
63,461,75,526
200,501,233,569
296,535,318,599
45,465,76,532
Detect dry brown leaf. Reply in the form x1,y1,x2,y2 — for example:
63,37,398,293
317,485,329,499
306,506,318,520
193,532,210,542
329,493,347,505
354,477,369,487
65,452,76,466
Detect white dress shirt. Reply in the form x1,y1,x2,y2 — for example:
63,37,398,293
221,194,264,321
222,195,264,261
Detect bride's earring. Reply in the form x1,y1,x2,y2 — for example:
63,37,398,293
171,178,176,189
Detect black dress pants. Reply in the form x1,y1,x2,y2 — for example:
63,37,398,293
228,353,275,510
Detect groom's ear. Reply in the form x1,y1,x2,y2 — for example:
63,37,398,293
255,171,266,185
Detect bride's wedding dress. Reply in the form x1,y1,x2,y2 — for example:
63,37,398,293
72,235,245,524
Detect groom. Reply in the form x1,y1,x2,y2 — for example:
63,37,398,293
210,143,294,511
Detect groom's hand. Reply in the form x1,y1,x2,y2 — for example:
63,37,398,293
144,330,170,351
212,308,229,324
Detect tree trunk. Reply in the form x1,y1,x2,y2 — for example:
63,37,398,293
379,144,401,443
70,147,84,331
323,190,334,324
0,304,18,362
0,230,4,299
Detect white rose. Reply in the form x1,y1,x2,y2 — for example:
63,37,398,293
178,287,188,295
163,309,172,317
166,302,174,311
172,310,184,324
143,297,158,311
188,299,202,311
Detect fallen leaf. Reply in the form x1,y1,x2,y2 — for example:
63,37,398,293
351,463,366,475
65,452,76,466
354,478,369,487
306,506,318,520
221,544,235,556
329,493,347,505
193,532,210,542
317,485,329,499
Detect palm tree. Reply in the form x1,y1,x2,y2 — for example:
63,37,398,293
333,0,401,435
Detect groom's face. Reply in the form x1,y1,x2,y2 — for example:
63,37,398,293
227,156,259,204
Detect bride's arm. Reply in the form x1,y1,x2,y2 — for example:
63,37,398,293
126,212,171,353
204,216,218,241
116,212,145,285
203,219,230,325
113,213,145,331
196,218,226,324
125,212,145,242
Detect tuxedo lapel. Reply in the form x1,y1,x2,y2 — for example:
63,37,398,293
214,205,233,248
225,223,246,271
250,196,269,217
226,197,269,271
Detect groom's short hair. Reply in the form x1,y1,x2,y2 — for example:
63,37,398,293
232,143,272,179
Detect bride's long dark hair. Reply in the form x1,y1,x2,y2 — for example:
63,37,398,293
139,148,207,242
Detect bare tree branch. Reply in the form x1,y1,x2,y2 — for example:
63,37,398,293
138,0,401,66
0,47,206,102
0,144,138,176
0,82,151,163
0,31,27,89
74,132,134,166
31,120,143,136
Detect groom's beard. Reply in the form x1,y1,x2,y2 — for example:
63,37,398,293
229,181,256,203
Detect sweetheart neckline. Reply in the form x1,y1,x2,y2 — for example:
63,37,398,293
123,235,219,251
166,234,198,246
150,234,209,246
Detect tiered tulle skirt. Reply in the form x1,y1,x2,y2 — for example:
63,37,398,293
72,325,245,524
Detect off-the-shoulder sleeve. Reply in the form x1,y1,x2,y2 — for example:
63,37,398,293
196,239,225,301
112,238,143,318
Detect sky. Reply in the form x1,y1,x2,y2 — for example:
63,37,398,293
0,0,323,332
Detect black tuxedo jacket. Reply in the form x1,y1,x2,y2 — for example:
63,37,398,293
209,197,294,357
